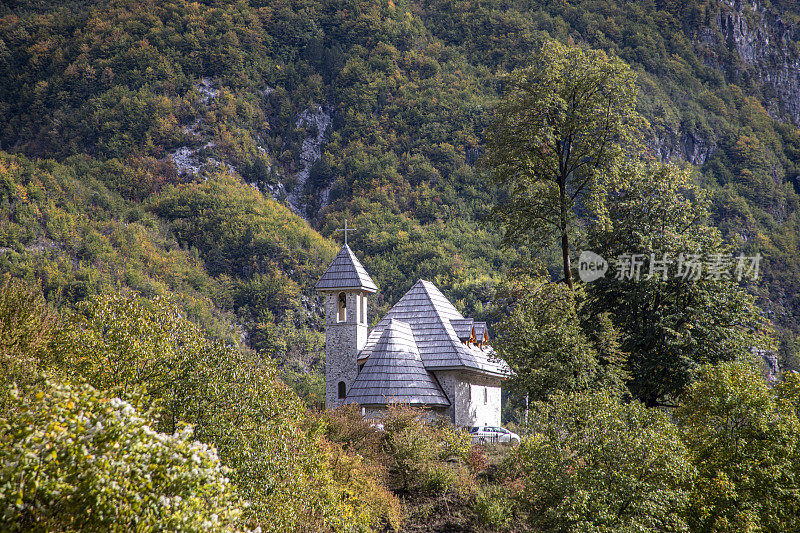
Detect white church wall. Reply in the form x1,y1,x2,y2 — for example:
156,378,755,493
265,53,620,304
435,370,501,427
467,374,502,427
435,370,465,426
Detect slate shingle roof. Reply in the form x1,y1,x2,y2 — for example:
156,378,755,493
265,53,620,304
359,280,509,376
450,318,474,341
347,319,450,406
473,322,488,342
315,245,378,292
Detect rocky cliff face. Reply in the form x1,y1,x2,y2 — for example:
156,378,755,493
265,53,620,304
287,105,332,217
754,347,781,385
651,128,718,166
713,1,800,124
655,1,800,165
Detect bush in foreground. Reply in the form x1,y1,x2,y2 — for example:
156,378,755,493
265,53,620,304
0,381,241,532
678,362,800,532
52,292,400,531
382,405,472,493
515,392,694,532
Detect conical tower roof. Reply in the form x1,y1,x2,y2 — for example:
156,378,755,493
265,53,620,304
347,319,450,406
315,244,377,293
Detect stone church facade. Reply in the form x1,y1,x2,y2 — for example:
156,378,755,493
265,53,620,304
316,244,508,427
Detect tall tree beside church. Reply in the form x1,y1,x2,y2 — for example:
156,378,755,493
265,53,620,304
494,265,630,404
485,39,644,290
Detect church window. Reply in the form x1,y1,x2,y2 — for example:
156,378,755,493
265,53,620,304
338,381,346,399
484,387,488,404
338,292,347,322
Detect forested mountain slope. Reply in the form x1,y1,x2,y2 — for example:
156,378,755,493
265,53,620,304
1,0,800,375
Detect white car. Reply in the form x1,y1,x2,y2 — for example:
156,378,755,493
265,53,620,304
468,426,521,445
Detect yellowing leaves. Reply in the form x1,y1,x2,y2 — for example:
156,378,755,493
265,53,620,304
1,381,242,531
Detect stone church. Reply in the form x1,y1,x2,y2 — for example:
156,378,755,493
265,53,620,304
315,243,509,427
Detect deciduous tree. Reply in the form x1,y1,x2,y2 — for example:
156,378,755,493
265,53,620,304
515,391,694,532
493,262,630,404
678,362,800,532
586,161,772,407
493,271,600,402
486,39,644,290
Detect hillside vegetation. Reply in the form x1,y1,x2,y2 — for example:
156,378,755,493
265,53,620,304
2,0,799,344
2,0,800,529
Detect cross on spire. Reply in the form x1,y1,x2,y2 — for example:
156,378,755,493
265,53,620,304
335,219,356,246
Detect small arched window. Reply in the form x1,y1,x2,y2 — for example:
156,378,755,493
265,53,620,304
484,387,488,405
338,381,346,399
337,292,347,322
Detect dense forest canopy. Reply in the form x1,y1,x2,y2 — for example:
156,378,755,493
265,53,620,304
2,0,799,355
3,0,800,530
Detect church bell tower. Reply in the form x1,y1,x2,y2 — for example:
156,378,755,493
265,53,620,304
315,224,377,409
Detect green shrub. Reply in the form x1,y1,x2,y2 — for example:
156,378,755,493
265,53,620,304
321,403,385,457
517,391,694,532
383,407,437,491
320,438,404,531
421,464,457,494
474,486,513,531
435,423,472,462
381,405,471,495
0,381,241,532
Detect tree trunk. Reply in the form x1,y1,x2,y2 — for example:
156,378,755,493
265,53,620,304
562,232,573,290
559,176,574,291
